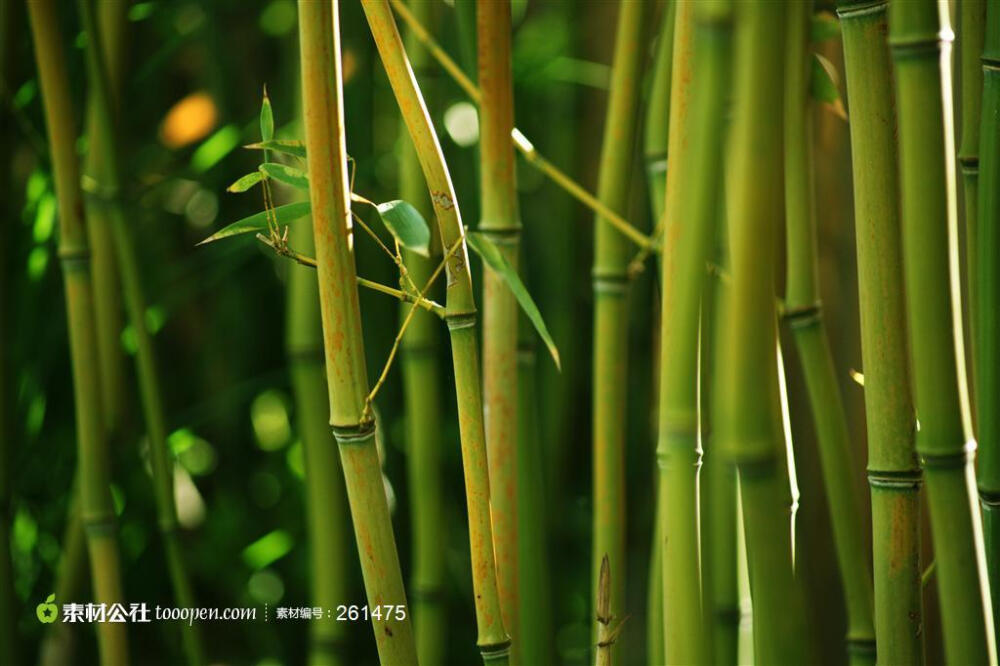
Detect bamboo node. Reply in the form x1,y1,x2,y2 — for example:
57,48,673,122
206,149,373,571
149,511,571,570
867,468,923,489
835,0,887,21
782,302,823,328
978,489,1000,507
919,440,976,469
331,421,376,445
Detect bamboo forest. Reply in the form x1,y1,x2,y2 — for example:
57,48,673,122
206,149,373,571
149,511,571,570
4,0,1000,664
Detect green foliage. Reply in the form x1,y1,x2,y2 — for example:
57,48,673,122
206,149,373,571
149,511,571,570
197,201,311,244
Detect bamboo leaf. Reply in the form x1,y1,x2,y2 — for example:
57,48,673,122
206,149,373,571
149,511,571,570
197,201,311,245
465,232,560,369
260,162,309,190
810,53,847,121
374,200,431,256
226,171,263,193
810,11,840,43
260,86,274,142
244,139,307,159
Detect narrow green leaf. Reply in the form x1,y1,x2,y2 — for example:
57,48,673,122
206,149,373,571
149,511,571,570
260,86,274,142
260,162,309,190
465,232,560,370
197,201,311,245
244,140,307,159
810,53,847,121
226,171,263,193
810,11,840,43
374,200,431,256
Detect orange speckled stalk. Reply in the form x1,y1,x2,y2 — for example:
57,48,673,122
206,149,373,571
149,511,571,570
477,0,520,658
298,2,416,663
361,1,510,662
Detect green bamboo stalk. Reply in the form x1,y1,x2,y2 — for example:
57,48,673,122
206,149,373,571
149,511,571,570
645,0,676,222
889,1,997,662
477,3,521,657
703,224,739,666
298,2,417,663
782,3,875,663
287,213,351,666
717,2,807,663
960,0,985,411
27,1,128,664
838,2,924,662
77,2,205,663
591,4,646,660
83,0,127,441
977,2,1000,647
644,8,675,658
656,0,731,663
515,308,553,666
360,2,511,662
397,3,448,663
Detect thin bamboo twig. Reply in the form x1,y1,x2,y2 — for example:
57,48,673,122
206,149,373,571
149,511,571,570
477,2,521,658
77,1,204,662
717,1,808,662
889,0,997,662
27,1,128,663
396,3,449,660
977,1,1000,647
297,2,417,662
388,0,653,252
360,2,511,662
657,1,730,663
591,3,646,662
782,3,875,663
837,2,924,661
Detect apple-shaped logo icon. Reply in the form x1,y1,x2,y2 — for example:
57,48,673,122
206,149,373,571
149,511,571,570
36,594,58,624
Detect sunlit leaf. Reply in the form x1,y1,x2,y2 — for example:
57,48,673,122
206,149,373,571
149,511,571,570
197,201,311,245
260,86,274,142
260,162,309,190
374,200,430,256
810,11,840,43
244,139,306,159
810,53,847,121
226,171,263,193
465,232,560,369
242,530,293,570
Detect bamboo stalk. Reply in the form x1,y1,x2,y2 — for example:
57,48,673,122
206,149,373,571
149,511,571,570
396,2,448,663
657,0,731,662
977,2,1000,647
643,6,675,662
837,2,924,661
645,0,676,222
515,305,553,666
298,2,417,662
287,213,351,666
27,1,128,663
591,3,646,661
960,0,986,413
83,0,127,441
717,2,807,663
77,1,204,662
782,3,875,663
477,3,521,658
360,2,511,662
889,1,997,662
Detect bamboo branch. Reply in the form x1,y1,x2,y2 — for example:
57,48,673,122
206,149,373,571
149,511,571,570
389,0,654,252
